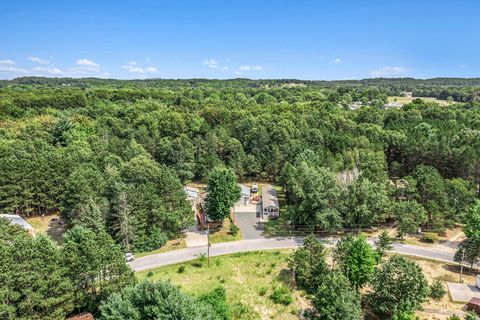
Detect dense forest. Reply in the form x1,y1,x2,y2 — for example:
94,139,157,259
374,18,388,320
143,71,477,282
0,77,479,252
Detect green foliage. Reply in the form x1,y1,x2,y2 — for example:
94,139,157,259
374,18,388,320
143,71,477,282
375,230,393,257
334,235,377,290
258,287,268,296
205,167,241,221
312,272,361,320
463,201,480,238
99,280,222,320
394,200,427,237
465,312,480,320
369,255,429,317
269,286,293,305
429,280,446,300
422,232,439,243
229,222,240,236
178,265,186,273
288,234,328,293
282,154,342,231
62,226,136,311
454,234,480,270
199,287,232,320
0,219,74,320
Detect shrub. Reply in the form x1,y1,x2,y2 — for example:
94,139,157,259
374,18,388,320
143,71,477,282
134,228,168,252
147,271,154,277
199,287,232,320
448,315,461,320
177,265,186,273
429,280,446,300
259,287,268,296
270,286,293,305
465,311,479,320
229,223,240,236
422,232,438,243
192,253,207,268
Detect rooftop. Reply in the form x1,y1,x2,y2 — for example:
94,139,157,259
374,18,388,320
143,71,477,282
0,214,34,230
239,184,250,196
262,185,279,209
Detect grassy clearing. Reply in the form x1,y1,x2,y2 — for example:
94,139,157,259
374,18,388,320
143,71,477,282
138,250,305,320
26,214,66,243
209,218,242,243
135,238,187,258
388,96,451,106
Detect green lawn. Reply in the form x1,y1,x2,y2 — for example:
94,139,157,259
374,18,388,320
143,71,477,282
138,250,305,320
209,218,242,243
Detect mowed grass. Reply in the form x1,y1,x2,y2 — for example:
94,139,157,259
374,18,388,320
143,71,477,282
387,96,451,106
138,250,304,320
209,218,243,243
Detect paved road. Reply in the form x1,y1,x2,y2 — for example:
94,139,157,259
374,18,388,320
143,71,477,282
130,237,457,272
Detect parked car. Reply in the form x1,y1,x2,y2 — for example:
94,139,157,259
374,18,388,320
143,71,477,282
125,252,134,262
251,183,259,193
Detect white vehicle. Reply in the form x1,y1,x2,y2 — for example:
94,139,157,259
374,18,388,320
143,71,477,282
125,252,135,262
251,183,259,193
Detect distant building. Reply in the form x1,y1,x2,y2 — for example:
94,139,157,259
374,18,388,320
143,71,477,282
67,313,95,320
183,186,204,225
384,102,402,109
0,214,35,236
261,185,279,220
238,184,251,205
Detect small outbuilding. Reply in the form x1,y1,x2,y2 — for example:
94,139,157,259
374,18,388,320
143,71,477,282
0,214,35,236
238,184,251,205
467,297,480,316
261,184,279,220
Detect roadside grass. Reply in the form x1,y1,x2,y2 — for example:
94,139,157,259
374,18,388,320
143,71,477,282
209,218,242,243
138,250,303,320
387,96,451,106
135,238,187,258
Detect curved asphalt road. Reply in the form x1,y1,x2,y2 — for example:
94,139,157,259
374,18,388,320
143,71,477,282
130,237,457,272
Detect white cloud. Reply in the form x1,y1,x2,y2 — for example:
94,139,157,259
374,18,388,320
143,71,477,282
203,59,229,71
122,62,158,74
239,65,263,71
0,60,16,66
29,56,50,64
33,66,64,75
70,58,101,74
234,71,242,75
370,66,407,77
76,59,99,67
331,58,342,64
0,65,27,74
145,67,158,73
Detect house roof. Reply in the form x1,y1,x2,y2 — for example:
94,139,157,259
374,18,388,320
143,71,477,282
262,185,279,209
184,186,200,200
239,184,250,196
0,214,34,230
469,297,480,306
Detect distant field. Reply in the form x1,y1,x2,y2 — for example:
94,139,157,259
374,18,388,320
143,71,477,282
388,96,451,105
138,250,304,320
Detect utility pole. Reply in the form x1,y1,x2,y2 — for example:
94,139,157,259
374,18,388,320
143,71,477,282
207,224,210,267
459,248,466,283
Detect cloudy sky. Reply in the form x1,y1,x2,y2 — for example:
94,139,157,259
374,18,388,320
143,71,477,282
1,0,479,80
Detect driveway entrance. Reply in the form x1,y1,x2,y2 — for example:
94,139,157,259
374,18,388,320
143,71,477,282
234,203,263,239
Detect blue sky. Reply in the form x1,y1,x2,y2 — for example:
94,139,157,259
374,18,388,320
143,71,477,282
1,0,479,80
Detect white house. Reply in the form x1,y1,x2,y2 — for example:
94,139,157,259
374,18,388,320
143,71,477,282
261,185,279,220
